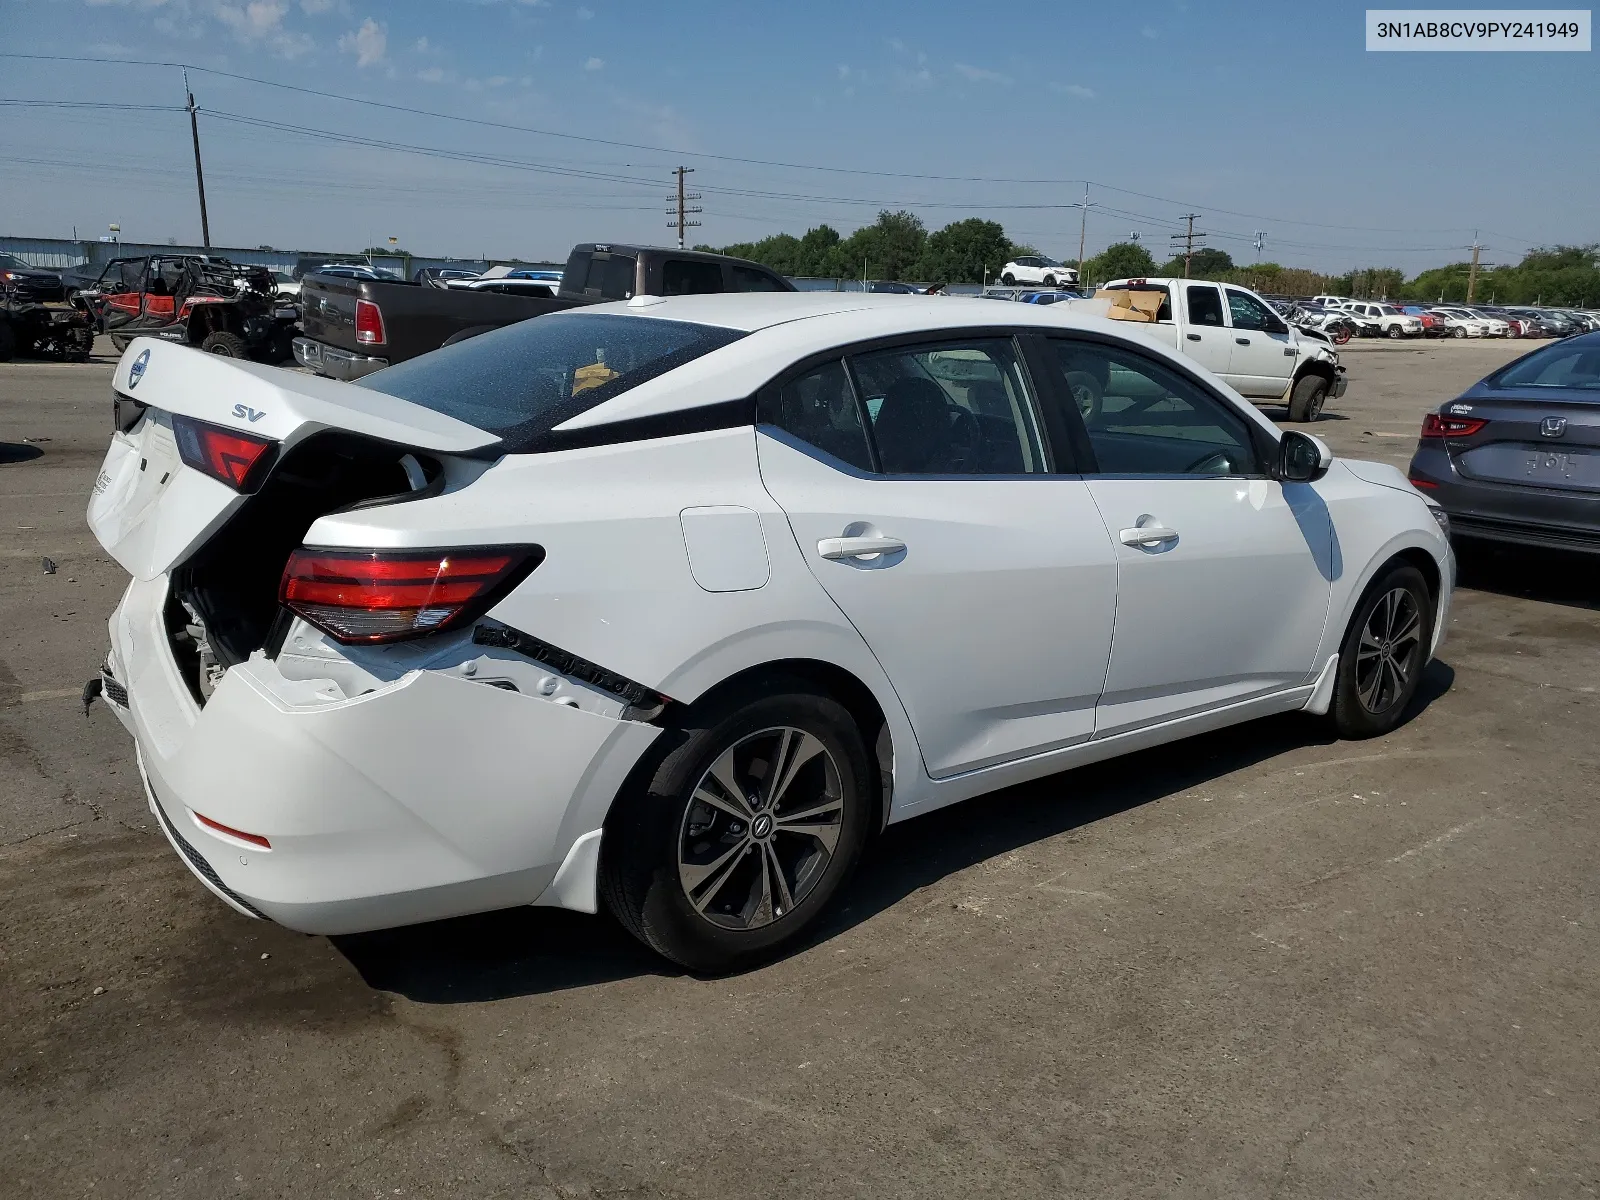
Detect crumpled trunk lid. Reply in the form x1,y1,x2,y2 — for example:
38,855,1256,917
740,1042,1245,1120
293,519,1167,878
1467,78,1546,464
88,337,499,581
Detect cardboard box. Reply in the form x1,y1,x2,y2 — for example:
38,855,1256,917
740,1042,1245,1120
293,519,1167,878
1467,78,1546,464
1103,288,1163,323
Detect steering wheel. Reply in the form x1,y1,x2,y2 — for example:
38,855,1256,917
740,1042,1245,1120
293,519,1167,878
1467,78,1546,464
1184,449,1236,475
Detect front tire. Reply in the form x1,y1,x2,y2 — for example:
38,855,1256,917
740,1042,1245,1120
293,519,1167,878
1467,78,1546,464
1330,563,1433,739
1043,275,1058,288
1287,374,1328,422
600,682,873,972
1387,324,1402,339
1454,327,1467,339
200,330,248,357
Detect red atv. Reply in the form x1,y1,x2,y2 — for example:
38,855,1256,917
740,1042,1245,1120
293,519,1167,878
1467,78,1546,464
82,255,298,362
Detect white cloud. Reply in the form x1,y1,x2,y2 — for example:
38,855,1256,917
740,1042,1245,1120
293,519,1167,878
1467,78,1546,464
1141,24,1159,39
299,0,336,12
1050,82,1096,99
213,0,288,37
576,5,593,17
954,62,1012,85
837,63,852,80
887,37,906,53
417,65,447,83
894,66,933,89
338,16,387,66
414,35,430,52
486,75,510,87
583,55,603,70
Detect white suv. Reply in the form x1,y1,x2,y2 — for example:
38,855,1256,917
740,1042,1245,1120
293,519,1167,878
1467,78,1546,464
1345,302,1424,339
999,256,1077,288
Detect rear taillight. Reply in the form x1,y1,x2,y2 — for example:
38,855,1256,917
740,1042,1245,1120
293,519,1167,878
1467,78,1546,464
1420,413,1488,439
354,299,385,346
171,414,276,490
279,546,542,644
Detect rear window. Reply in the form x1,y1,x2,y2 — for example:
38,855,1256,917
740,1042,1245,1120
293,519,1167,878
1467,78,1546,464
586,254,637,300
358,313,746,451
1491,340,1600,390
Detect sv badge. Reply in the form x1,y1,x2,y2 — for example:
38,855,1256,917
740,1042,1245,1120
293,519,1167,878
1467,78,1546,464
231,404,267,423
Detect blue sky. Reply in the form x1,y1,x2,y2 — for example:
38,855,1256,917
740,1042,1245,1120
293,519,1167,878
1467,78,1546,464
2,0,1596,272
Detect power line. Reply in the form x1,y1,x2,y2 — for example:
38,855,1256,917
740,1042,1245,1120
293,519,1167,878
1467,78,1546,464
0,52,1550,242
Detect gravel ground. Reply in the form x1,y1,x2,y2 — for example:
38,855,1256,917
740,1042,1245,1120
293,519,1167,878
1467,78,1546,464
2,335,1596,1199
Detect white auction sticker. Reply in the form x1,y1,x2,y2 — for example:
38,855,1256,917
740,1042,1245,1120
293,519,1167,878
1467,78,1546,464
1367,9,1590,49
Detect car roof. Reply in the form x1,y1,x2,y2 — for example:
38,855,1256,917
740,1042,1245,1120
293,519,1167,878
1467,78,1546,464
554,293,1284,445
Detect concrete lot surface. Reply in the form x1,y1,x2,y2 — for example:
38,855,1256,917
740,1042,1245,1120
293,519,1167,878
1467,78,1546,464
2,337,1597,1198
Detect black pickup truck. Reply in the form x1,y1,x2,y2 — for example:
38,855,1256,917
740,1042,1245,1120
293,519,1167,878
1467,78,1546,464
293,244,793,381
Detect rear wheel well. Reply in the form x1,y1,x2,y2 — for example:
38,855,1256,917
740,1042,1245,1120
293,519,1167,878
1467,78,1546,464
691,660,892,833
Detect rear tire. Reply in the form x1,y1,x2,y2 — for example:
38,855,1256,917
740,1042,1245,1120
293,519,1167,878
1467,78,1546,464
1287,374,1328,422
600,681,872,972
1330,563,1433,739
1063,370,1104,423
200,330,248,357
1000,273,1015,286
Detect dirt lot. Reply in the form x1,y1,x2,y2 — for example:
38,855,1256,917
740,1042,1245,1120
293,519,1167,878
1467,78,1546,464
2,337,1597,1199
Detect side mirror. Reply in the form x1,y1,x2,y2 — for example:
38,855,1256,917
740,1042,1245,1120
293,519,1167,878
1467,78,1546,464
1276,430,1332,483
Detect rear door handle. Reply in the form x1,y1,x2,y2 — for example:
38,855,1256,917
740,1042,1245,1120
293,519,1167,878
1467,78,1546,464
818,535,906,560
1186,333,1202,342
1235,337,1251,345
1119,525,1179,547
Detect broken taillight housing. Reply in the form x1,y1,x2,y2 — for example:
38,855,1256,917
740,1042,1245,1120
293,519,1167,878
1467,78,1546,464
279,546,543,644
171,414,277,491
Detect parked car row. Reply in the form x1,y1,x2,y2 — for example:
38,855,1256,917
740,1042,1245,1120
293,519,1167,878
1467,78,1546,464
1293,294,1599,340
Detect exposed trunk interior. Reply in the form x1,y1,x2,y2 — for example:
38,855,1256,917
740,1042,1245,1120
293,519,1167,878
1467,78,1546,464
167,432,443,700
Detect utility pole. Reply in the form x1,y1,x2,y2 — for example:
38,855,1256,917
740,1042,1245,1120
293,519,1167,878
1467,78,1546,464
666,166,701,250
1076,184,1095,280
1466,231,1481,303
1170,214,1205,278
1252,230,1265,261
184,70,211,249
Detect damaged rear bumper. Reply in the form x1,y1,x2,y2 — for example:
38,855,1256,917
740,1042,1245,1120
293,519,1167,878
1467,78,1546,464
104,575,660,935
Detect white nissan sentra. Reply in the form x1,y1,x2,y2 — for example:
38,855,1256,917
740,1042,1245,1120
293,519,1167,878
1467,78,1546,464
90,294,1452,970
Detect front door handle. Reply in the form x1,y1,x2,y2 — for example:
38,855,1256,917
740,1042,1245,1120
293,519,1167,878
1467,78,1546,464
1235,336,1251,345
1186,333,1202,342
818,535,906,560
1119,525,1179,547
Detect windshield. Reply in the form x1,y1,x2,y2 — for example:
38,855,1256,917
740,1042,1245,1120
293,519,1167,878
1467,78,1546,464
0,253,35,270
1491,340,1600,390
358,312,747,451
1036,256,1064,268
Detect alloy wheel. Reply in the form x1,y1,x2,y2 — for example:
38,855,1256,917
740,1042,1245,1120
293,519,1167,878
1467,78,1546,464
677,727,844,931
1355,587,1422,714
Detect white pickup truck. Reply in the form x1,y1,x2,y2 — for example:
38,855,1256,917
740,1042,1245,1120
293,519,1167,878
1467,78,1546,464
1075,277,1348,421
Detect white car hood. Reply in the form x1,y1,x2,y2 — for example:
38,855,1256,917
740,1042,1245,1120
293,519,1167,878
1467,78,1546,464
1340,457,1420,496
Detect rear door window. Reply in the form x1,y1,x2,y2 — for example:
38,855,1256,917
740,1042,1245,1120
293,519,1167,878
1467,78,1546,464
661,258,725,295
759,360,874,471
1186,285,1225,327
848,338,1046,475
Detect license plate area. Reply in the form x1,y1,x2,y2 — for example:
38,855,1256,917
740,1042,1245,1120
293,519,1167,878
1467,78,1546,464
1459,443,1600,493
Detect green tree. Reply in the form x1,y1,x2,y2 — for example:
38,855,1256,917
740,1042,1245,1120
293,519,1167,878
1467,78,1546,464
838,210,928,282
1081,241,1157,284
1158,247,1234,277
914,218,1014,285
